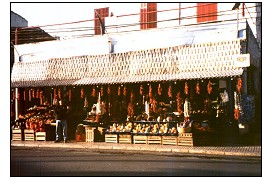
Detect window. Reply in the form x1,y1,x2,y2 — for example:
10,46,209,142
197,3,217,23
140,3,157,30
94,7,109,35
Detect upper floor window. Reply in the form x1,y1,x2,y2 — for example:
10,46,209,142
140,3,157,30
94,7,109,35
197,3,217,23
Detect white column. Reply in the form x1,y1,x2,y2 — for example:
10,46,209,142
15,88,19,120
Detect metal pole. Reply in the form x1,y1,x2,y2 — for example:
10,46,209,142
237,8,239,38
14,28,19,120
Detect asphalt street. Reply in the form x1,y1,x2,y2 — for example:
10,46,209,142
11,146,261,176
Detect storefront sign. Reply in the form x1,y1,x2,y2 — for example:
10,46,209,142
233,54,250,67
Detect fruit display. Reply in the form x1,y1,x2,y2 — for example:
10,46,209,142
132,122,177,135
17,106,56,132
106,122,133,133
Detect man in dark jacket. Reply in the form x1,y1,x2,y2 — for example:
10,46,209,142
54,99,69,143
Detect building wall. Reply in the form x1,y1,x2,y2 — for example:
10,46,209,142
15,20,247,63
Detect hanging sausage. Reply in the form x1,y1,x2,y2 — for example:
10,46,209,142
234,78,243,120
207,81,212,95
80,87,85,99
168,84,172,98
184,82,189,95
68,88,72,101
196,82,200,94
176,91,182,114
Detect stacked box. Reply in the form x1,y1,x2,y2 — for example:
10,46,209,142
162,136,178,145
133,135,147,144
119,134,132,144
35,132,46,141
12,129,22,141
85,127,96,143
178,133,193,146
147,135,162,144
105,134,119,143
24,129,35,141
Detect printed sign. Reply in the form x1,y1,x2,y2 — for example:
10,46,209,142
234,54,250,67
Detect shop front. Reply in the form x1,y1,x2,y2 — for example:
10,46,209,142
11,39,248,145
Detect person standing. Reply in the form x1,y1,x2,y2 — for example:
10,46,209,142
54,99,69,143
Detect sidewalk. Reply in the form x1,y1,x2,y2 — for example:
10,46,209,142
11,140,261,158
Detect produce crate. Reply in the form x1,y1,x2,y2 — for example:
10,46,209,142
12,129,22,141
24,129,35,141
105,134,119,143
119,134,132,144
75,133,86,142
162,136,178,145
133,135,148,144
147,135,162,144
35,132,46,141
85,126,96,143
178,133,193,146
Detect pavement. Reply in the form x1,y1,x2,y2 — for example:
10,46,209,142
11,140,261,158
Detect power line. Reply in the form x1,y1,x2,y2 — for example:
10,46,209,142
11,3,260,42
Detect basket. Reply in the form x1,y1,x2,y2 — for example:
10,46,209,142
177,127,192,133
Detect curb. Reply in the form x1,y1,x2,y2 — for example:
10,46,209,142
11,141,261,158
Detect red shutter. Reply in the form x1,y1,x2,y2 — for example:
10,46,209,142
140,3,147,30
148,3,157,28
140,3,157,30
197,3,217,23
94,7,109,35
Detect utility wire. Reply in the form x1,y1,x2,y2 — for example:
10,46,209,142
11,4,260,42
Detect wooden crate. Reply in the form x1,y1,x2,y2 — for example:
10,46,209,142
24,129,35,141
119,134,132,144
12,129,22,141
105,134,119,143
35,132,46,141
178,133,193,146
133,135,148,144
85,127,96,143
147,135,162,144
162,136,178,145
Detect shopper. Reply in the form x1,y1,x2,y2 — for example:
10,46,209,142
54,99,69,143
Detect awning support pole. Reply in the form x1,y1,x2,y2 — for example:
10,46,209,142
15,88,19,120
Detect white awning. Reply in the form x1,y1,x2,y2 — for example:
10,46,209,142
11,39,243,87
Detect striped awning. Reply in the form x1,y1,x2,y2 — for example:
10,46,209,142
11,39,243,88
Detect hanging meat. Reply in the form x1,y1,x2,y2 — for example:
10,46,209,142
39,90,43,105
68,88,72,101
28,89,31,101
80,87,85,98
91,86,96,97
32,89,35,99
24,90,26,101
184,82,189,95
207,81,212,95
176,91,183,114
168,84,172,98
36,89,39,99
236,78,242,93
57,88,61,100
196,82,200,94
149,84,153,99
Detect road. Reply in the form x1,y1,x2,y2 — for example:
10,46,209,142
11,146,261,176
